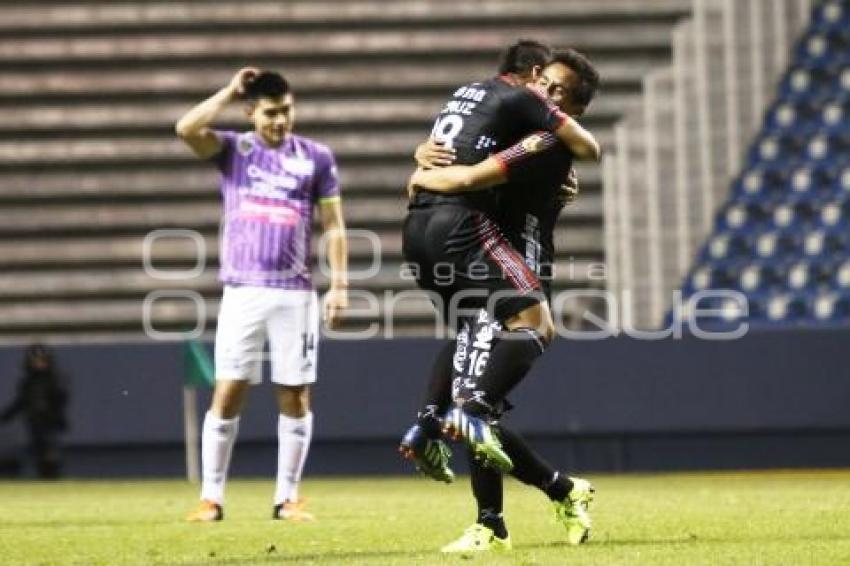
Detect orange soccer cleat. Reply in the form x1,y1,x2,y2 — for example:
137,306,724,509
186,499,223,522
273,498,315,522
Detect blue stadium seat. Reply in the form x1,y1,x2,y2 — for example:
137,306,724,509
737,261,784,293
812,1,850,33
763,99,820,134
819,95,850,132
818,197,850,228
684,261,740,295
786,259,834,291
750,133,808,164
806,132,850,163
763,291,809,323
800,227,848,258
787,163,840,198
796,29,850,65
834,258,850,289
841,65,850,92
701,232,751,261
780,65,835,98
753,229,799,259
732,165,795,198
833,164,850,194
717,199,772,232
809,289,850,321
775,193,824,228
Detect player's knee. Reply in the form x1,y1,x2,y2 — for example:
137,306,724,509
505,303,555,344
277,385,311,418
532,316,555,344
210,379,249,419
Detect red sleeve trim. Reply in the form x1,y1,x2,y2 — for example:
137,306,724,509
492,153,510,174
552,110,570,129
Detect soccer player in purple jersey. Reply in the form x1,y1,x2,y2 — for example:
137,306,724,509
176,68,348,522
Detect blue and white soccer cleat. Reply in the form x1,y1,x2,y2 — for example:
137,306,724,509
398,424,455,483
442,406,513,473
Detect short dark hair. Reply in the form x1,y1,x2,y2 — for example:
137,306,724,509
244,71,291,100
552,48,600,108
498,39,552,76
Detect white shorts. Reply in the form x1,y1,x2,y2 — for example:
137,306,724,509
215,285,319,386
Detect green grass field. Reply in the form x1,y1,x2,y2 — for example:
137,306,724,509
2,470,850,565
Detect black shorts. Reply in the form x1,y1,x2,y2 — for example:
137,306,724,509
504,230,554,303
402,202,544,327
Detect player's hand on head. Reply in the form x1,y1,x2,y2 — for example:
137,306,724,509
414,138,456,169
228,67,261,98
322,286,348,330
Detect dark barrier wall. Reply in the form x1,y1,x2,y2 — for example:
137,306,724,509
1,329,848,476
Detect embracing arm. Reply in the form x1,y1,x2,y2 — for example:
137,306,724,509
552,115,601,162
408,131,562,194
508,86,601,162
409,158,506,193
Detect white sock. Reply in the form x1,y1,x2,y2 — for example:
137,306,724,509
274,412,314,505
200,411,239,504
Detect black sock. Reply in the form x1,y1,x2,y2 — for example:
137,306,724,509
416,339,456,438
470,450,508,539
499,425,573,501
474,328,547,406
478,509,508,540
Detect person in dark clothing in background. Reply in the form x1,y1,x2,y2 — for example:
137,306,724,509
1,344,69,478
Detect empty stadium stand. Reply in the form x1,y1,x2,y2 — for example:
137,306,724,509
0,0,690,342
681,0,850,326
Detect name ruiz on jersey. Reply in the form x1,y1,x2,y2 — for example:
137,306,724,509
440,85,488,116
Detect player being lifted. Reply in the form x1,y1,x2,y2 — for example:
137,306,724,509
401,40,599,472
176,68,348,522
401,48,601,552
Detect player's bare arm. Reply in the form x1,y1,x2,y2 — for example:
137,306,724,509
409,129,568,195
408,159,505,194
553,115,600,162
319,198,349,329
175,67,259,159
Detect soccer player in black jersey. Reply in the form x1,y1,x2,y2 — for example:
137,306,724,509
401,40,600,484
403,50,601,552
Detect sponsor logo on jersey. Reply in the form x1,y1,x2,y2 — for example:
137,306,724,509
238,198,301,225
280,156,315,177
521,133,546,153
475,136,498,150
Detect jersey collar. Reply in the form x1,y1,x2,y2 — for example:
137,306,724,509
497,74,522,87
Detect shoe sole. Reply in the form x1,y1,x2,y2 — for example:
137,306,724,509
398,443,454,483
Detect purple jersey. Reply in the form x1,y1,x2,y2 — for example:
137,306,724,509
212,130,340,289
